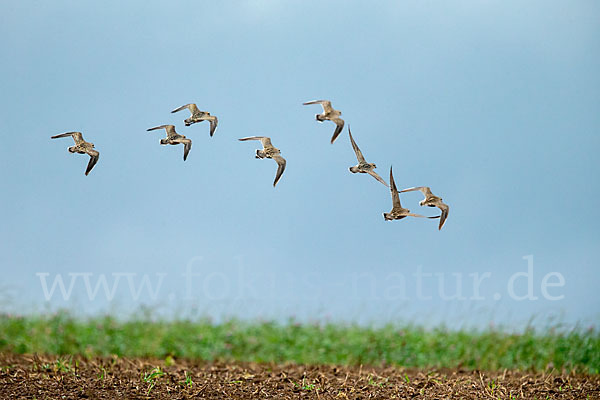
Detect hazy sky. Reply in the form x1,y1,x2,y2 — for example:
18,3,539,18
1,1,598,328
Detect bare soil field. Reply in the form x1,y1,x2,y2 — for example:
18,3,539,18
1,353,598,399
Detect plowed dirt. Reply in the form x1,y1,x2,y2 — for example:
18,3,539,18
1,353,598,399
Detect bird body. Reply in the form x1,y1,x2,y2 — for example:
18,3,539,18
399,186,449,230
172,103,218,136
239,136,286,187
303,99,345,144
147,124,192,160
347,127,388,187
383,167,440,221
51,131,99,176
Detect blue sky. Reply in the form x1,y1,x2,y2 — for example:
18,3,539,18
1,1,598,328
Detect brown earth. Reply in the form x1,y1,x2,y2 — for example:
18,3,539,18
0,353,598,399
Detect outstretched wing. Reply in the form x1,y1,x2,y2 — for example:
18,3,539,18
399,186,432,198
147,125,177,138
171,104,189,113
147,125,169,131
303,99,333,113
389,166,402,209
366,170,388,187
348,127,365,162
272,154,286,187
207,116,218,137
407,213,440,219
330,118,344,144
436,202,449,230
239,136,273,148
183,139,192,161
171,103,198,114
239,136,265,142
51,131,84,145
84,149,99,176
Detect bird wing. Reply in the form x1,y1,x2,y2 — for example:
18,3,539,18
165,125,178,137
366,170,389,187
407,212,440,219
183,139,192,161
147,125,177,138
207,116,218,137
399,186,431,198
436,202,449,230
272,154,286,187
389,166,402,209
330,118,344,144
348,127,366,162
171,103,198,114
51,131,84,145
84,149,99,176
147,125,169,132
303,99,333,113
260,137,273,148
239,136,266,142
239,136,272,148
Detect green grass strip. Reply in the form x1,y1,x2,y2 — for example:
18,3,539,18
1,312,598,373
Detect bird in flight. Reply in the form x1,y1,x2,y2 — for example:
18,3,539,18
399,186,449,230
147,124,192,161
238,136,286,187
302,99,345,144
51,131,99,176
171,103,218,137
347,127,387,187
383,167,440,221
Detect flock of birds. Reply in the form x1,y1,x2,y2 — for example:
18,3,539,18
50,99,449,229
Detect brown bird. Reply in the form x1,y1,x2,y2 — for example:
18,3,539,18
347,127,387,187
147,124,192,161
171,103,218,136
51,132,99,176
383,167,440,221
302,99,345,144
400,186,449,230
238,136,286,187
